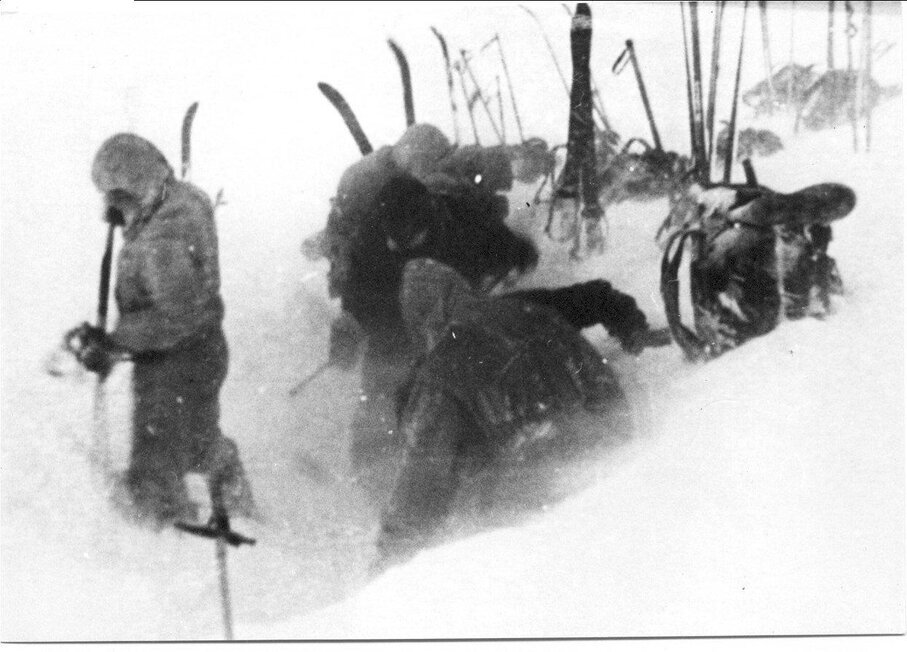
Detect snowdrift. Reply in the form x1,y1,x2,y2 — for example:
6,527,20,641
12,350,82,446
1,1,903,642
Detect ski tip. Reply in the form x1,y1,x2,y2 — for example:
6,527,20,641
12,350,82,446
317,82,339,99
183,102,199,123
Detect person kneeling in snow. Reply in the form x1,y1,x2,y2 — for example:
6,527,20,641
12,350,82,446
374,259,637,568
69,133,254,528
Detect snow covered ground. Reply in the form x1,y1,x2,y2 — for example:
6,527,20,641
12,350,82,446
1,0,904,643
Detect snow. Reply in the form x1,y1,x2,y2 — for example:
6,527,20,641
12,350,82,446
1,0,904,643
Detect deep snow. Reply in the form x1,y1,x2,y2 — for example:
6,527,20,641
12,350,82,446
1,0,904,642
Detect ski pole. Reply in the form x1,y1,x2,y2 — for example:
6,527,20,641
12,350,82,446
827,0,836,70
845,0,858,151
845,1,855,70
861,0,872,152
789,1,795,107
496,75,506,143
289,360,332,397
388,39,416,128
520,4,571,97
430,26,461,144
689,1,709,184
91,222,116,473
460,49,505,144
758,0,776,114
612,40,663,152
453,60,482,145
706,1,725,166
724,0,750,183
680,2,697,169
495,34,526,143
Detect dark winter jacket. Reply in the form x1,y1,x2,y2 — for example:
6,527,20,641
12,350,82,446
398,259,623,445
323,123,532,311
330,171,536,351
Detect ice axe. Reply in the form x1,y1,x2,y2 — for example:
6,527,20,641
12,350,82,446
86,221,116,473
289,314,363,396
175,481,255,641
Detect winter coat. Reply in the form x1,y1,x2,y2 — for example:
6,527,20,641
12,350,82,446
92,133,225,353
323,124,521,303
111,179,224,353
398,259,623,445
376,259,628,561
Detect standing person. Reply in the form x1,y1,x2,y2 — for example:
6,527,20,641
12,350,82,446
70,133,254,528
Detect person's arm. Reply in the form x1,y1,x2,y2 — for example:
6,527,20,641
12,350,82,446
508,280,650,352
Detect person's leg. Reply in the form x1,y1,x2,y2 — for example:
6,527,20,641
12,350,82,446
180,329,257,517
125,357,195,525
375,393,468,565
349,337,412,472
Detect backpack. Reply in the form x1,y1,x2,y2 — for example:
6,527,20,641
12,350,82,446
661,181,855,361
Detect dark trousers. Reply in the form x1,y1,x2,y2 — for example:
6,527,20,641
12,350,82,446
126,327,240,520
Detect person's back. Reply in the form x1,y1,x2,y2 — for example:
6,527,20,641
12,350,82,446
376,259,627,565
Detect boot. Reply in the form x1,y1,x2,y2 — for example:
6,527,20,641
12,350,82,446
111,470,199,530
206,437,259,521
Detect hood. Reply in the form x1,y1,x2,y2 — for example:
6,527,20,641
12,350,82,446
399,258,480,353
92,133,174,220
391,124,454,182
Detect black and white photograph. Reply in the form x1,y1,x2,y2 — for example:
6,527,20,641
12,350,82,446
0,0,904,643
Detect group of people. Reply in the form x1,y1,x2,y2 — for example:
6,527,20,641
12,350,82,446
67,117,854,568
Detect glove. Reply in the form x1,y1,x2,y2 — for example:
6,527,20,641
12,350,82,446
610,311,651,356
616,329,647,356
65,322,115,376
328,312,364,371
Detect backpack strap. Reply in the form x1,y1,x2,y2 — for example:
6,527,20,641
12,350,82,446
660,226,711,362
